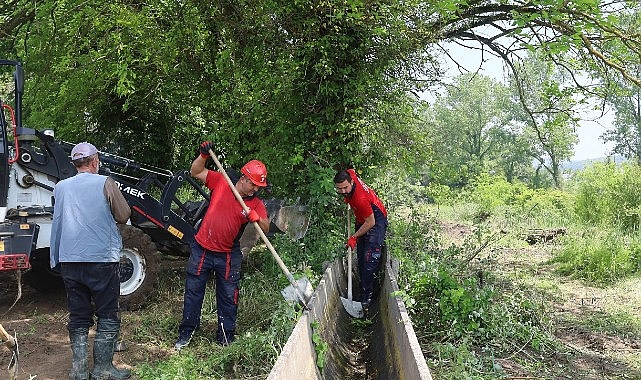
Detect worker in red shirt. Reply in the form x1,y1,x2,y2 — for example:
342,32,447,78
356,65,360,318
334,169,388,313
175,141,269,349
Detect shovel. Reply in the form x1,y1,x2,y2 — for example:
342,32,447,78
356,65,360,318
0,324,18,380
340,205,364,318
207,149,313,308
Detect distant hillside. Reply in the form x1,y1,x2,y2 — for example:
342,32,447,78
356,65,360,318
562,155,626,171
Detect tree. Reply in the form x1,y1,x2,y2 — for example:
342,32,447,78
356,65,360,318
1,0,434,201
508,52,580,188
1,0,641,198
491,129,534,184
602,73,641,163
426,73,514,186
436,1,641,88
600,12,641,163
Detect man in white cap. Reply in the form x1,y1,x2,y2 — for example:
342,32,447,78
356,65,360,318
50,142,132,380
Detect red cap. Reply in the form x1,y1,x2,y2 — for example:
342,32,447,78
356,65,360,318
241,160,267,187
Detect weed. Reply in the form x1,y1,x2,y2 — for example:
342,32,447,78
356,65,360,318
130,248,300,379
311,321,328,371
391,187,570,377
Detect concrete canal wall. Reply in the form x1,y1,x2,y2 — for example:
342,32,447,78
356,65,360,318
267,252,433,380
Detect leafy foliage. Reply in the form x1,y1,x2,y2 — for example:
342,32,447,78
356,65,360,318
596,11,641,163
463,173,575,226
389,203,561,378
3,0,641,201
573,161,641,231
425,74,515,186
508,52,580,188
129,249,300,379
551,228,641,285
3,0,434,200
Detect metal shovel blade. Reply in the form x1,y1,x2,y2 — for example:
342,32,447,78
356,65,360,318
341,245,363,318
281,276,314,305
340,296,364,319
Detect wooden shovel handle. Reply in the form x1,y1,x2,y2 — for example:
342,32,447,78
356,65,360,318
206,150,301,289
0,323,16,350
346,205,354,300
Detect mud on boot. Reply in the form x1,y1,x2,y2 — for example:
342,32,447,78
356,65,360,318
90,319,131,380
69,328,89,380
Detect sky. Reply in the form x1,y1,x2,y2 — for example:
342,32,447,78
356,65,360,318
573,114,615,161
435,43,615,162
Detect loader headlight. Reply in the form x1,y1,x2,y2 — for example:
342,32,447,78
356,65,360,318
43,129,54,137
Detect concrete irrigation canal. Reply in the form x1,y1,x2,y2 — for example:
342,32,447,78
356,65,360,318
268,250,433,380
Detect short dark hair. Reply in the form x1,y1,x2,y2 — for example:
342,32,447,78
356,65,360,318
333,170,351,184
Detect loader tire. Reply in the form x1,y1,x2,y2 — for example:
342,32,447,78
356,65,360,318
118,225,161,311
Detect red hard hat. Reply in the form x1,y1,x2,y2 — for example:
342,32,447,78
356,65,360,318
241,160,267,187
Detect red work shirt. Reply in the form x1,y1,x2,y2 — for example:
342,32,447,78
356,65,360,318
344,169,387,224
195,170,268,252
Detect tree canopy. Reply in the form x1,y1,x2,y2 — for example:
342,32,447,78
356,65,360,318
1,0,640,199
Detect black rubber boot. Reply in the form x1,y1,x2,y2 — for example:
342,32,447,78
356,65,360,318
90,319,131,380
69,328,89,380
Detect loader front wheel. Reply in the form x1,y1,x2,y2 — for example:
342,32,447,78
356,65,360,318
118,225,160,310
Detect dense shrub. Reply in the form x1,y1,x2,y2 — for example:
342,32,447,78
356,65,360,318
389,204,554,348
461,173,574,226
573,162,641,232
551,229,641,285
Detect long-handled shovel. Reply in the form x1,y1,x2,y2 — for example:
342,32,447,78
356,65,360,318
0,324,18,380
207,149,313,308
340,205,364,318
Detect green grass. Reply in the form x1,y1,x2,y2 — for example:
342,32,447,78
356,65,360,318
395,195,641,379
127,173,641,379
128,248,301,379
551,228,641,285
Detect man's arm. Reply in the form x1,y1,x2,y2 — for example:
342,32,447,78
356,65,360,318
254,214,270,233
191,155,208,183
104,177,131,223
353,213,375,239
246,201,270,233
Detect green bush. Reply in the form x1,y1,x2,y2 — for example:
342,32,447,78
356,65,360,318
460,173,574,227
551,229,641,285
390,201,563,377
573,162,641,232
408,264,495,339
464,174,520,211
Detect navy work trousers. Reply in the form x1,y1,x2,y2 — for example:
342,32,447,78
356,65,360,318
60,262,121,331
355,209,388,305
178,240,242,345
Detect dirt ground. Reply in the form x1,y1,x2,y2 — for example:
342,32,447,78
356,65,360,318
0,274,143,380
0,259,182,380
1,280,74,380
439,221,641,379
2,224,641,379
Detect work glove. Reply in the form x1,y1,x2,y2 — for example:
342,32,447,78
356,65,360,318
246,209,261,223
346,235,357,250
199,141,214,159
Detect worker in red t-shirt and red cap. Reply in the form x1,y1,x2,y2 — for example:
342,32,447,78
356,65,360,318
175,141,269,349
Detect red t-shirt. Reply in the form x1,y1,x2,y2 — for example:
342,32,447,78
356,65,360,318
195,170,268,252
344,169,387,224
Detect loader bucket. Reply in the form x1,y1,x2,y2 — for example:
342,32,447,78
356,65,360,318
273,205,310,241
